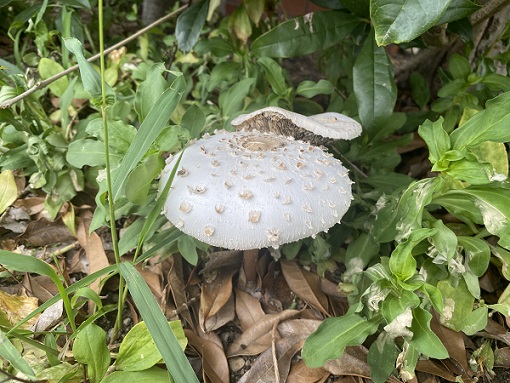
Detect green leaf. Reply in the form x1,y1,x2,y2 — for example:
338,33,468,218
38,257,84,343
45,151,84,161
428,219,457,265
450,92,510,150
251,11,359,58
408,307,449,359
115,321,186,371
353,31,397,133
101,367,172,383
470,141,509,178
418,117,451,169
371,0,453,46
112,75,186,202
437,277,475,332
390,228,437,281
73,324,110,383
302,314,381,367
176,0,209,52
181,103,206,139
38,58,69,97
437,0,480,24
244,0,265,25
134,64,168,122
367,333,399,383
257,57,288,96
64,37,115,106
344,233,380,280
459,237,490,277
219,77,256,119
463,306,488,336
0,332,36,378
177,235,199,265
420,283,443,313
207,61,241,91
119,263,198,382
491,245,510,281
126,154,164,205
66,139,106,167
296,79,334,98
0,170,17,214
448,54,471,79
409,72,429,109
381,290,420,323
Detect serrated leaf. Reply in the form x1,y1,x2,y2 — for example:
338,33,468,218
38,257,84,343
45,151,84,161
450,91,510,150
353,30,397,133
408,307,449,359
176,0,209,52
296,79,334,98
73,324,110,383
0,170,17,215
371,0,453,46
302,314,381,367
38,58,69,96
252,11,359,58
64,37,115,106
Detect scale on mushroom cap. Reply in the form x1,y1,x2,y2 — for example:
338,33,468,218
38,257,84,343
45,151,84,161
159,107,362,251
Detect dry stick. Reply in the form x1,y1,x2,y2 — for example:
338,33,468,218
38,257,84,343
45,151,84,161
470,0,510,25
271,320,280,383
0,4,187,110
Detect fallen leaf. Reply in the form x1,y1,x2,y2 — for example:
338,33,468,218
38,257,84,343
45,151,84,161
166,255,193,328
323,346,371,379
495,347,510,367
287,360,329,383
23,274,58,302
32,300,63,332
235,289,265,331
201,250,243,274
280,259,329,316
0,170,18,214
227,310,299,357
0,289,39,328
185,329,230,383
416,360,458,382
201,293,235,332
17,218,75,247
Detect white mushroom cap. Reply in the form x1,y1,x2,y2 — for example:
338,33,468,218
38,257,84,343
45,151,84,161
231,106,362,145
159,130,354,251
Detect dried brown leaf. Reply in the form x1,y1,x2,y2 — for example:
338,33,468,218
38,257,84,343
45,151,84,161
14,196,45,216
238,336,304,383
18,218,75,246
137,262,164,305
278,318,321,338
235,288,265,331
416,360,458,382
185,329,230,383
166,255,193,327
480,319,510,346
201,293,235,332
495,347,510,367
280,259,329,316
287,360,329,383
200,266,237,330
201,250,242,274
323,346,371,378
227,310,299,357
23,274,57,302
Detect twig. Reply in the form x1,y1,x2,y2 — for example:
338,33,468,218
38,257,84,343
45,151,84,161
271,321,280,383
470,0,510,25
0,4,187,110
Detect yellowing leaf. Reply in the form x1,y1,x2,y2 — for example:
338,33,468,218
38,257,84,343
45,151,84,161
0,170,17,214
0,290,39,329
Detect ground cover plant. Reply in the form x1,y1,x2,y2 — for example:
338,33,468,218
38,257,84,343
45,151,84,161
0,0,510,382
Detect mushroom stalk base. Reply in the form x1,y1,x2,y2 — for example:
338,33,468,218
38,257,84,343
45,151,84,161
243,249,259,284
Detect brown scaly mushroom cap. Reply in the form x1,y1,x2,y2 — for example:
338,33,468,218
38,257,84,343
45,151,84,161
159,130,354,251
231,106,362,145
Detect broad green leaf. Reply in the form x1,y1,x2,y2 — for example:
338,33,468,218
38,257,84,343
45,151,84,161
367,333,399,383
219,77,256,119
409,72,429,109
101,367,172,383
417,117,450,169
463,270,481,299
399,341,419,380
302,314,381,367
66,139,106,167
126,154,164,205
257,57,287,96
450,92,510,150
428,219,457,265
134,64,167,122
381,290,420,323
408,307,449,359
38,58,69,96
344,233,380,280
251,11,359,58
207,61,242,91
176,0,209,52
470,141,509,178
360,172,412,194
448,54,471,79
228,6,252,44
0,332,36,378
64,37,115,106
437,277,475,332
437,0,480,24
353,30,397,133
420,283,443,313
115,321,186,371
371,0,453,46
390,228,437,281
73,324,110,383
119,263,198,382
181,103,206,139
177,235,199,265
0,170,17,214
491,245,510,281
458,237,490,277
296,79,334,98
463,306,488,336
112,75,186,202
445,156,497,185
438,186,510,250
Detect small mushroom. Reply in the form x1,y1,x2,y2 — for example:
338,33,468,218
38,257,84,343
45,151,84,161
231,106,362,145
159,130,354,251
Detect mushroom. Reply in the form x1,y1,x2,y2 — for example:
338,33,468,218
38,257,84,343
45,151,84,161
231,106,362,145
159,130,354,251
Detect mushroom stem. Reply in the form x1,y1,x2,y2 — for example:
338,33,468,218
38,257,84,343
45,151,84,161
243,249,259,284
